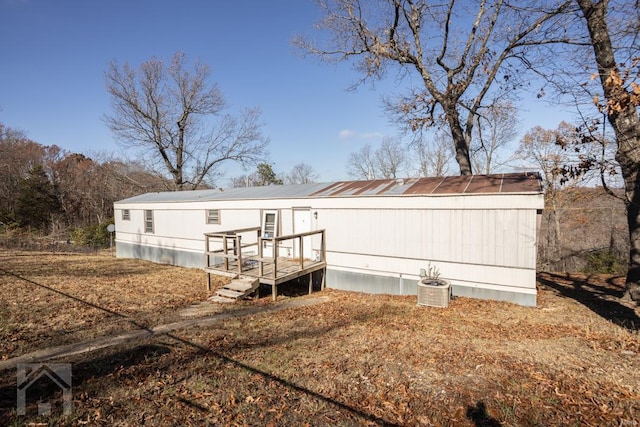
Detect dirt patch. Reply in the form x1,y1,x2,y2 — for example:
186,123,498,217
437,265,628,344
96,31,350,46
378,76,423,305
1,252,639,426
178,301,226,318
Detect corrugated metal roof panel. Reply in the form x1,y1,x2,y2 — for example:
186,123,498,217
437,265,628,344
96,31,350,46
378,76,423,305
465,175,503,194
353,180,396,195
211,182,328,200
382,178,419,195
308,182,344,197
311,178,422,197
430,175,474,194
329,181,371,196
500,172,542,193
404,177,446,194
116,173,542,204
118,188,224,203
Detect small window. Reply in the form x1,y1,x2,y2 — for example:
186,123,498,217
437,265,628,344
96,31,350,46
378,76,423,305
262,210,278,238
144,210,154,233
122,209,130,221
206,209,220,224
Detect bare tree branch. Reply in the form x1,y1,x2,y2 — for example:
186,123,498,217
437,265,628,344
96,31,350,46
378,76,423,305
104,52,269,190
297,0,572,176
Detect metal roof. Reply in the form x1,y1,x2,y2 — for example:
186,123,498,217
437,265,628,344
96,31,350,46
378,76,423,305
116,173,542,204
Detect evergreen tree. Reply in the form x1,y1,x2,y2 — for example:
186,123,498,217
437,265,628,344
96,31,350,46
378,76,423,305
16,164,60,230
255,163,283,186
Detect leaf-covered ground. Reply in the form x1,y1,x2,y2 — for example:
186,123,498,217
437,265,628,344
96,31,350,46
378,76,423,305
1,250,639,426
0,250,225,361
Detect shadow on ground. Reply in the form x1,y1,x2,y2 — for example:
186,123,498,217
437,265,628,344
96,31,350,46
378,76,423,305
254,269,325,299
0,344,171,422
0,302,401,426
538,272,640,331
466,400,503,427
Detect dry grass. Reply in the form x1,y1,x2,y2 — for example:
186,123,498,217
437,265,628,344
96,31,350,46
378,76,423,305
1,250,640,426
0,249,226,360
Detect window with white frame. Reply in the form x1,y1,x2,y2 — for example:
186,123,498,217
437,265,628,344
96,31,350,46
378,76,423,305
122,209,130,221
262,210,278,238
144,210,154,233
206,209,220,224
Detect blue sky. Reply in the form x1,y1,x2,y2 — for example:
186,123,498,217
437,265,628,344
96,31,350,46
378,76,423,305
0,0,571,184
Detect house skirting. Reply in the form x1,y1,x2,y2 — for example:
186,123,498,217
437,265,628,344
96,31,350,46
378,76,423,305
116,242,537,307
325,269,537,307
116,242,204,269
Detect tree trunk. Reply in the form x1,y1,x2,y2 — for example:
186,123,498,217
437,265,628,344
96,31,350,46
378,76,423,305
578,0,640,301
625,188,640,300
445,104,473,175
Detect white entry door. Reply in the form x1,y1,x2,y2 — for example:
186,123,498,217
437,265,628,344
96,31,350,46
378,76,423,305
293,208,312,259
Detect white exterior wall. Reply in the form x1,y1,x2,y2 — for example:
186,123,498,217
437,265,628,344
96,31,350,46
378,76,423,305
116,206,261,254
114,200,308,261
309,193,541,294
317,206,538,298
114,192,543,305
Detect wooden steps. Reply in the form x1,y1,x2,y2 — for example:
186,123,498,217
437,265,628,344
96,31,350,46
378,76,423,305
209,276,260,303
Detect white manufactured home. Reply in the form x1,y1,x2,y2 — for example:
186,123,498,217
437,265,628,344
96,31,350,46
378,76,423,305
114,173,544,306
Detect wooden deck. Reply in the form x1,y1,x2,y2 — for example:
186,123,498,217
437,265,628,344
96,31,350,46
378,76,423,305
204,227,326,300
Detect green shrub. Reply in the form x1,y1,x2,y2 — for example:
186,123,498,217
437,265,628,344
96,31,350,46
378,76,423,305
71,221,113,248
583,250,626,275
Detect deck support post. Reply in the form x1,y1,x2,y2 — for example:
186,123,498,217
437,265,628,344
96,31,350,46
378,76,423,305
272,238,278,279
299,236,304,269
308,272,312,295
258,237,264,277
236,235,242,276
206,272,211,292
272,284,277,301
223,237,229,271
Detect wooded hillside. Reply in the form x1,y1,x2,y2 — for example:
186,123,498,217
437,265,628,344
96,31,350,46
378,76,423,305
0,124,169,246
539,186,628,274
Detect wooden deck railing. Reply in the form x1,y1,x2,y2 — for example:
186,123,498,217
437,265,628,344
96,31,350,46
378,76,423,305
204,227,326,282
205,226,262,276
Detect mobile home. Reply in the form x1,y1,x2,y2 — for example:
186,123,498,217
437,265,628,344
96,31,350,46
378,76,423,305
114,173,544,306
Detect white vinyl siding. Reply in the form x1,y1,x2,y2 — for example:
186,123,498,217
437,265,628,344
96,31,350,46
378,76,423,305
325,207,537,269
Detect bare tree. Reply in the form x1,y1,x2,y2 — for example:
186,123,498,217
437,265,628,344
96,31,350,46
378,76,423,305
573,0,640,300
347,144,378,179
411,131,455,177
51,153,99,225
229,175,252,188
100,158,170,195
347,138,407,179
516,123,575,274
285,163,319,184
105,52,269,191
472,100,519,174
376,137,406,179
296,0,572,175
516,123,580,191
